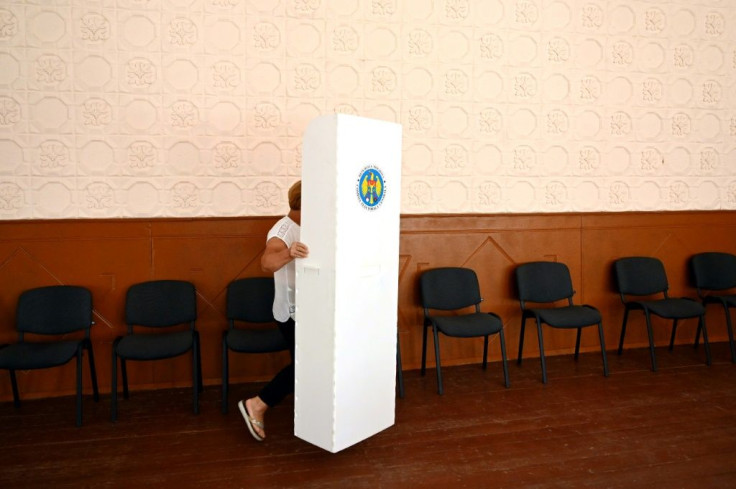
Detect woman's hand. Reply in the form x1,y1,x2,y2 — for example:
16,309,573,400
289,241,309,259
262,238,308,273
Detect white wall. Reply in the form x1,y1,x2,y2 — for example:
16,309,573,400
0,0,734,219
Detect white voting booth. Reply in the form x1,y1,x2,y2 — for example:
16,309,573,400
295,114,402,453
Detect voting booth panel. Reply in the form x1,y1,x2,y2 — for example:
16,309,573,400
295,114,402,453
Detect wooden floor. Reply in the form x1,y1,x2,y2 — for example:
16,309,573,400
2,343,736,489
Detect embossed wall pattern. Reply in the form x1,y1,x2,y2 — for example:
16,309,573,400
0,0,734,219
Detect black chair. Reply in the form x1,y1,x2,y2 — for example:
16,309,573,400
221,277,287,414
420,267,509,395
0,285,99,426
614,256,711,371
690,252,736,363
515,261,609,383
111,280,201,421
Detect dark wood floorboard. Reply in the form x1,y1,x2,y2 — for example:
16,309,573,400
1,343,736,489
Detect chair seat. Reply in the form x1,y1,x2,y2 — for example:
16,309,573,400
431,312,503,338
638,298,704,319
0,341,80,370
533,305,601,328
225,328,286,353
115,331,194,360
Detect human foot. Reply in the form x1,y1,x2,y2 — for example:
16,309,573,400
238,398,266,441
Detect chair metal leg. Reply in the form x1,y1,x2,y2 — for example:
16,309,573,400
10,370,20,408
222,336,229,414
498,329,510,388
536,319,548,384
196,332,203,392
617,309,629,355
193,333,200,415
482,336,489,370
121,358,129,400
86,340,99,402
723,303,736,363
668,319,679,351
111,347,118,422
396,331,405,399
644,311,658,372
517,317,527,365
574,328,582,360
76,346,83,427
598,322,609,377
433,326,443,395
421,322,429,376
699,316,712,366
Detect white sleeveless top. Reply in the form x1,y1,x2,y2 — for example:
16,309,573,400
267,216,300,322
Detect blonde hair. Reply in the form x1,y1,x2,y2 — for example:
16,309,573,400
288,180,302,210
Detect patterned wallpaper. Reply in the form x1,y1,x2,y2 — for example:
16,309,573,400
0,0,734,219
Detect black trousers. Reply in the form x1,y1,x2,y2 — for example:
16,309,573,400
258,318,295,407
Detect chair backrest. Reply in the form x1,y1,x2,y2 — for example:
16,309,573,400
17,285,93,336
691,252,736,292
125,280,196,328
614,256,668,297
420,267,482,311
515,261,574,304
226,277,275,324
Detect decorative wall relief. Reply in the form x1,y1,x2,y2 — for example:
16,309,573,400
0,1,733,219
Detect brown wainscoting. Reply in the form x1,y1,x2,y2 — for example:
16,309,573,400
1,211,735,401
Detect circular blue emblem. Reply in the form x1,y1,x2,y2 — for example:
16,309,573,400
357,166,386,210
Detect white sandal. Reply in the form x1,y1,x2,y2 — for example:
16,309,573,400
238,400,265,442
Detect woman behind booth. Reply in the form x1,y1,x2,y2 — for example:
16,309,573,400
239,180,308,442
